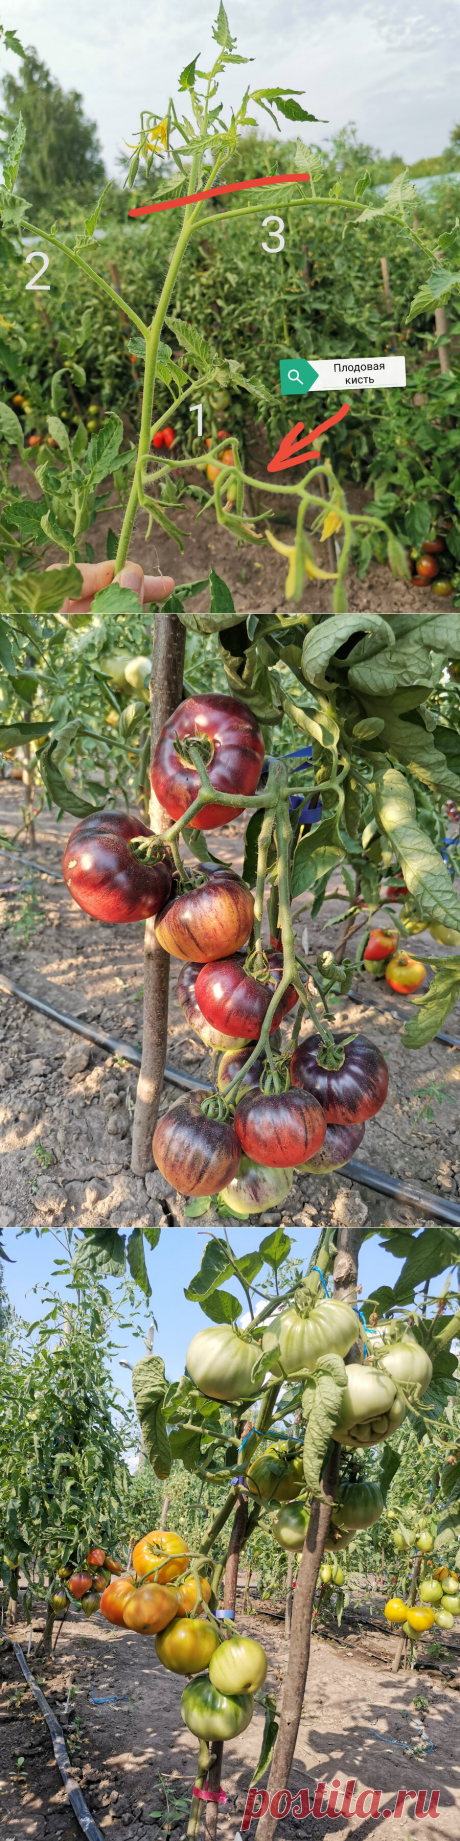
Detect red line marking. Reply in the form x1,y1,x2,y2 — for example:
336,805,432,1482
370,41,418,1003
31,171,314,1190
267,403,351,472
129,170,310,217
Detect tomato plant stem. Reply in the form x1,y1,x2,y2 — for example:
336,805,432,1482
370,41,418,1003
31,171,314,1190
187,1739,211,1841
131,610,186,1176
258,1443,341,1841
392,1553,422,1674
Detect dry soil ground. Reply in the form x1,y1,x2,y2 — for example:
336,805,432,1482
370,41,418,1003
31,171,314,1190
1,1588,460,1841
0,784,459,1233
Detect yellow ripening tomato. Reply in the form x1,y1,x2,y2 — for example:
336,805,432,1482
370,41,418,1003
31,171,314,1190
122,1582,179,1633
385,951,426,994
209,1635,267,1696
155,1616,219,1675
132,1530,188,1584
176,1574,212,1615
384,1597,408,1624
406,1605,435,1632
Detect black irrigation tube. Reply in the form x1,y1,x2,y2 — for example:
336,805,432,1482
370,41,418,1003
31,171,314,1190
2,971,460,1224
1,1635,104,1841
0,839,63,883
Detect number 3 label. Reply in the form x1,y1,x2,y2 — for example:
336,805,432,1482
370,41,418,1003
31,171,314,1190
25,251,50,291
262,215,285,254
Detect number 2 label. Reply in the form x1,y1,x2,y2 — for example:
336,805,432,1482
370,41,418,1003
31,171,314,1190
262,216,285,255
25,251,50,291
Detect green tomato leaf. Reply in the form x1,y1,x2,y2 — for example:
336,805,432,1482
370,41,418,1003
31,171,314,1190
72,1228,127,1277
0,401,24,450
373,767,460,934
302,1353,348,1497
0,617,17,675
378,1446,401,1502
183,1196,212,1218
38,740,105,818
184,1237,233,1302
132,1353,171,1479
251,1698,279,1787
91,583,142,614
8,565,83,613
85,412,124,485
84,180,112,239
402,956,460,1048
259,1228,292,1268
291,812,344,898
197,1288,242,1324
127,1228,152,1299
0,720,51,748
302,613,393,689
178,54,200,90
2,116,26,192
242,810,264,887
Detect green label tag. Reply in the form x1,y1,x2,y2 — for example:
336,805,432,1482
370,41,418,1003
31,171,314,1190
280,359,319,395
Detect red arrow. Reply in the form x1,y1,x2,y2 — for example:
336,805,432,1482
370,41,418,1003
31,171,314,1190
267,402,351,472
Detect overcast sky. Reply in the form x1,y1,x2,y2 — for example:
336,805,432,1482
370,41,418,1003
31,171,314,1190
3,0,460,175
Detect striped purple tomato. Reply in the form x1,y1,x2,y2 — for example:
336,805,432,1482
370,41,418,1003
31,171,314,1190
177,961,251,1050
195,954,297,1042
155,871,254,962
151,692,265,830
152,1098,240,1196
234,1087,326,1168
290,1032,389,1124
62,814,171,923
298,1119,364,1173
217,1044,266,1098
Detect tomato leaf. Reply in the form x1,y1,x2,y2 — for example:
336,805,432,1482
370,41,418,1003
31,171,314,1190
402,957,460,1048
127,1228,152,1300
169,1426,202,1469
373,767,460,934
91,583,143,614
291,812,344,898
197,1288,241,1324
8,565,83,613
85,413,124,485
132,1353,171,1479
38,740,105,819
392,1228,459,1304
243,810,264,887
378,1446,401,1502
0,400,24,450
250,1695,279,1787
259,1228,292,1269
302,1353,348,1497
184,1237,233,1302
72,1229,127,1278
302,613,392,689
0,719,50,748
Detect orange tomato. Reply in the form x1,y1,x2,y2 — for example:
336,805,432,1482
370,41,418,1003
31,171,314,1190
415,555,438,581
406,1605,435,1632
100,1577,136,1627
206,462,222,483
434,1566,450,1582
85,1547,106,1567
68,1570,93,1600
176,1573,212,1615
384,1597,408,1624
132,1530,188,1585
122,1582,178,1634
385,951,426,994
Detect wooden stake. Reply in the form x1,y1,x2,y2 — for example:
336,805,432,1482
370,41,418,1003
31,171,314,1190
131,612,186,1176
435,306,450,374
380,256,392,316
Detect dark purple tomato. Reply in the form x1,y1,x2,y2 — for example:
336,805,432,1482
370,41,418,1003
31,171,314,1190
298,1119,365,1173
62,816,172,924
217,1044,266,1099
290,1032,389,1124
195,955,297,1042
150,693,265,831
234,1087,326,1168
176,961,251,1050
152,1098,240,1197
155,872,254,962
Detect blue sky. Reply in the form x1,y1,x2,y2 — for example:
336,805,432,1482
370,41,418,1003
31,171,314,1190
2,1225,404,1407
2,0,460,176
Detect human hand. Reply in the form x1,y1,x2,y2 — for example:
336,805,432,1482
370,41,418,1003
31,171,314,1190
48,559,175,615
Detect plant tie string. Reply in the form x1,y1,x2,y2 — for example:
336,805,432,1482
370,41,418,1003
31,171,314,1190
193,1787,227,1803
312,1266,330,1296
352,1305,369,1357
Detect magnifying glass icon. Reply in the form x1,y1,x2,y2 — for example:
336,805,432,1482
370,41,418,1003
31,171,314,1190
287,368,303,383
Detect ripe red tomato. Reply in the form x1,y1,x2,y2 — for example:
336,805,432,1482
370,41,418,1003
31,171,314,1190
195,953,297,1041
152,431,164,449
155,872,254,962
62,813,172,923
385,883,408,901
163,426,176,448
234,1086,326,1168
290,1031,389,1124
28,433,42,446
122,1583,179,1633
85,1547,106,1567
132,1530,188,1582
177,960,250,1050
297,1118,364,1173
363,928,398,964
422,538,444,554
153,1098,240,1196
415,555,438,581
68,1571,93,1600
384,950,426,993
151,693,265,831
217,1044,266,1098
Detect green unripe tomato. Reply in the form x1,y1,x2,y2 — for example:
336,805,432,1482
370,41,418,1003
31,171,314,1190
333,1564,345,1586
394,1529,410,1551
441,1594,460,1615
181,1675,253,1740
419,1580,443,1604
402,1620,417,1640
272,1502,310,1551
416,1530,434,1552
320,1563,333,1583
209,1635,267,1696
434,1607,454,1629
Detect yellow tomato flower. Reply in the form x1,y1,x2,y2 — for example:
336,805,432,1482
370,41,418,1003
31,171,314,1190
266,529,337,599
320,508,343,541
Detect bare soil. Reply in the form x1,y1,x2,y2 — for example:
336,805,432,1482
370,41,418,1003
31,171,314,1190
1,782,459,1233
1,1588,459,1841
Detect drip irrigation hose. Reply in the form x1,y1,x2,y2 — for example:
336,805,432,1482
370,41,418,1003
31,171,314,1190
2,1635,104,1841
0,839,64,883
1,972,460,1223
349,988,460,1051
